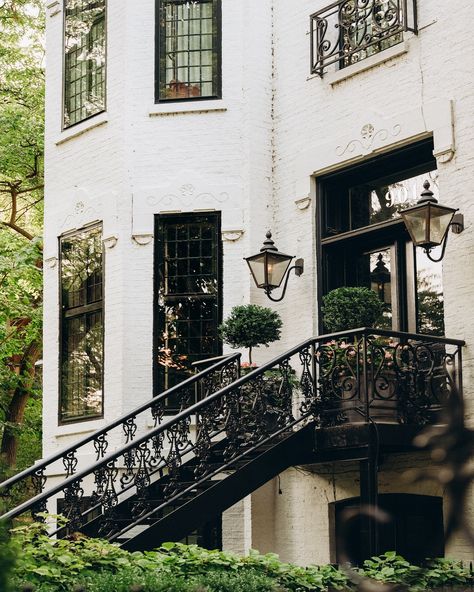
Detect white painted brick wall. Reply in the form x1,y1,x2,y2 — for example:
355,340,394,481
43,0,474,564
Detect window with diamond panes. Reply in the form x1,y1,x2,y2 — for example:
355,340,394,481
157,0,221,101
155,214,222,410
60,225,104,423
64,0,106,128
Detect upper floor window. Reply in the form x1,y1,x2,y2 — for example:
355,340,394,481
64,0,106,128
156,0,221,102
60,225,104,423
310,0,417,77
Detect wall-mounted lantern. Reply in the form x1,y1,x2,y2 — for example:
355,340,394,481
400,180,464,262
245,231,304,302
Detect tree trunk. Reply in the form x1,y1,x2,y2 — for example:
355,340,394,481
248,346,253,365
1,340,41,468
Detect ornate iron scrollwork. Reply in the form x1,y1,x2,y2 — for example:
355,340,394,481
310,0,417,76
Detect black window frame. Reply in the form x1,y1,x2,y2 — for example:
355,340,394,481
316,138,438,333
59,223,105,425
153,212,223,412
63,0,107,130
155,0,222,104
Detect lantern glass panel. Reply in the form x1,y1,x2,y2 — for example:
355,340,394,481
266,252,293,288
401,206,430,246
246,254,267,288
428,205,455,246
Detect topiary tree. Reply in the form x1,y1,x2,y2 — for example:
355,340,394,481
219,304,283,364
322,287,383,333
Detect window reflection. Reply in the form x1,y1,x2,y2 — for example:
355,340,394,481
156,215,221,410
356,248,393,329
64,0,106,127
159,0,220,101
351,171,439,230
416,247,445,336
60,226,104,422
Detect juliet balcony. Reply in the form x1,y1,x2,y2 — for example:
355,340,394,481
310,0,418,77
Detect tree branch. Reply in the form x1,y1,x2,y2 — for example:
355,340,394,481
0,220,34,241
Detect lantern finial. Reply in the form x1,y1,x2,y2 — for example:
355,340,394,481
261,231,278,252
419,180,436,204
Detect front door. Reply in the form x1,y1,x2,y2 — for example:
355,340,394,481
318,139,445,336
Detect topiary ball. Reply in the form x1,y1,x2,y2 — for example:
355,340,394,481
322,287,383,333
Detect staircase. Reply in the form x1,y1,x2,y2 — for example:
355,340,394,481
0,329,464,551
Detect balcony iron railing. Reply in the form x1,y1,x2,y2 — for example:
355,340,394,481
310,0,417,77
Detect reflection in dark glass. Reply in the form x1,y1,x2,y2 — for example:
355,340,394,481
158,0,220,101
156,214,221,410
356,248,393,329
350,174,436,230
64,0,106,127
60,226,103,422
416,248,445,336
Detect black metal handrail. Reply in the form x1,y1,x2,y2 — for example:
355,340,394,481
310,0,418,77
0,328,464,542
0,353,241,504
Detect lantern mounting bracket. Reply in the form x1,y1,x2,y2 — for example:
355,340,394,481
265,259,304,302
425,213,464,262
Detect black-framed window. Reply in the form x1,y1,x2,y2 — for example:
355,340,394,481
64,0,106,128
60,225,104,423
156,0,221,102
329,494,444,565
154,213,222,410
317,139,445,336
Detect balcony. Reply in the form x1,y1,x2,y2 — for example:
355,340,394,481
310,0,418,77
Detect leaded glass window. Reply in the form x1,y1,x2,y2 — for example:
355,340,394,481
157,0,221,102
64,0,106,128
155,214,222,410
60,225,104,423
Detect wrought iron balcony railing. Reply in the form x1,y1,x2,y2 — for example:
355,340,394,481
0,329,464,546
310,0,418,77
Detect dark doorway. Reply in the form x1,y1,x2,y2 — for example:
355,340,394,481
317,139,445,336
329,493,444,565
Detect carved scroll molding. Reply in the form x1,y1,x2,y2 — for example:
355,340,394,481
132,180,242,236
293,99,455,196
45,188,121,256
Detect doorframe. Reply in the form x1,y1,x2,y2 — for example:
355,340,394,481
315,139,437,333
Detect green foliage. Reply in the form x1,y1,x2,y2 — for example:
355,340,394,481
7,526,474,592
0,234,43,449
322,287,383,333
0,517,16,592
359,552,474,591
0,0,44,471
219,304,283,363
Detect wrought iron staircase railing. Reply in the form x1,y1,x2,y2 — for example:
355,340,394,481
0,328,464,549
0,353,241,515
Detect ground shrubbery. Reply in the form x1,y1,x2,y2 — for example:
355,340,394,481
5,521,474,591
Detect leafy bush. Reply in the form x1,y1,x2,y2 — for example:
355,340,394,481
0,517,16,592
219,304,283,364
7,524,474,592
322,287,383,333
